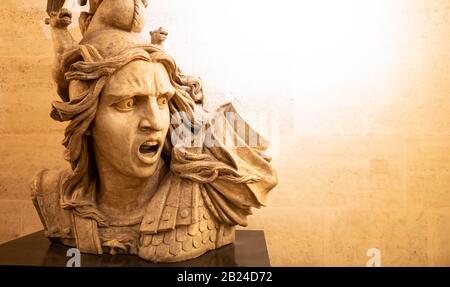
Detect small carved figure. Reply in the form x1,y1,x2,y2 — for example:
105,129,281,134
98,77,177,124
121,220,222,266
150,27,169,49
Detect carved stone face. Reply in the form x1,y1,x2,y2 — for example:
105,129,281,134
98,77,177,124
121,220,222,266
150,27,168,45
92,60,175,178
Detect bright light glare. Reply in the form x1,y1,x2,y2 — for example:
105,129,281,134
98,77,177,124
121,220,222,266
145,0,423,137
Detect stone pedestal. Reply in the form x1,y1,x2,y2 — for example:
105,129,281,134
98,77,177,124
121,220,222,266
0,230,270,267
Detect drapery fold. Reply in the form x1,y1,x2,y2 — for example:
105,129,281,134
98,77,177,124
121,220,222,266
155,102,277,228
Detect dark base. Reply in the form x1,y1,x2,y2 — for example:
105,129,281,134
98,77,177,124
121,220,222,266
0,230,270,267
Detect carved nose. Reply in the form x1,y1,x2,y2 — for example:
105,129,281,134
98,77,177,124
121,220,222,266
139,118,163,131
139,99,164,131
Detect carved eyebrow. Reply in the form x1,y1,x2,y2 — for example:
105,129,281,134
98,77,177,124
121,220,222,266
102,80,175,105
102,93,134,106
158,90,175,99
152,65,176,98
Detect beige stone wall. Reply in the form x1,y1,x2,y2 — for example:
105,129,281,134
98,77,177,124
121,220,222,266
0,0,67,243
1,0,449,266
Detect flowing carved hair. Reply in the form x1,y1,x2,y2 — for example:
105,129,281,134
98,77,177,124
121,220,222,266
51,44,261,226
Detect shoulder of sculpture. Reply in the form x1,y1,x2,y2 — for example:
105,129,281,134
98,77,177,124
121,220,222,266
31,168,61,194
206,102,278,204
212,102,272,153
31,168,75,239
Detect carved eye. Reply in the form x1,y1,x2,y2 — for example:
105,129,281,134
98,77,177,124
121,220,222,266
157,96,168,107
114,97,136,111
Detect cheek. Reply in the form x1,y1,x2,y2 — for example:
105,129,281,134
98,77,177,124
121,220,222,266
92,107,136,156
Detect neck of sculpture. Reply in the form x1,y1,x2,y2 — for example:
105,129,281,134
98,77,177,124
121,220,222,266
95,157,166,223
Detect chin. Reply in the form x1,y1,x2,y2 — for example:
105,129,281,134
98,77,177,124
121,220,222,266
129,161,160,178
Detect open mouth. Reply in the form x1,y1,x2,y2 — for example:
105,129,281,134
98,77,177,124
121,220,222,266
59,9,72,22
137,140,160,164
158,32,168,41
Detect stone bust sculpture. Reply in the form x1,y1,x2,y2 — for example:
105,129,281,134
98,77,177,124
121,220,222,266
31,0,277,262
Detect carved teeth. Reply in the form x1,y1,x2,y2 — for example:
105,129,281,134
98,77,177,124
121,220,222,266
142,141,158,146
139,141,159,155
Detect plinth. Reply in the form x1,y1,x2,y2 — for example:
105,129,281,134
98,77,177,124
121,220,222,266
0,230,270,267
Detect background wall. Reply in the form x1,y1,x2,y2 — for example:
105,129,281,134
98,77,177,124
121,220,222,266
1,0,449,266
